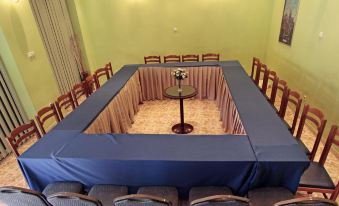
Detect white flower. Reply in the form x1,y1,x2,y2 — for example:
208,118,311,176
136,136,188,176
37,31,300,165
172,68,188,80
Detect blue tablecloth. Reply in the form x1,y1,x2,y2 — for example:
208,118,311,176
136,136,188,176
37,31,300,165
18,61,309,198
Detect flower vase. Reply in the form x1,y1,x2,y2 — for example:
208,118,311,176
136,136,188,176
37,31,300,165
177,79,183,92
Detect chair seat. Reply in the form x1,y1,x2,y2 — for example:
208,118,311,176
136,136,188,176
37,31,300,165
189,186,233,203
282,120,292,131
137,186,178,206
42,181,83,197
296,139,311,155
299,162,335,190
88,185,128,206
248,187,294,206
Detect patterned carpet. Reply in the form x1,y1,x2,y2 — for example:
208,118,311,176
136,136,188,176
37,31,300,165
0,98,338,201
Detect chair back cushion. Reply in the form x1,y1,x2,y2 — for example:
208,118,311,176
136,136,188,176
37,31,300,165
0,186,50,206
47,192,101,206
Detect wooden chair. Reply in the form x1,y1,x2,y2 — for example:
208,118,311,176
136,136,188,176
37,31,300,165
36,103,60,135
85,74,97,95
254,63,268,87
55,92,75,120
105,62,114,77
251,57,260,80
298,125,339,200
164,55,181,63
144,56,161,64
190,195,250,206
182,54,199,62
202,53,220,61
262,70,278,96
274,197,338,206
280,89,302,134
6,120,41,157
94,67,110,88
0,186,51,206
295,104,327,160
71,82,89,107
270,79,288,109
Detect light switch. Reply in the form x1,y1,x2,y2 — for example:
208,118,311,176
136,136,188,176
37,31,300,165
319,32,324,39
27,51,35,59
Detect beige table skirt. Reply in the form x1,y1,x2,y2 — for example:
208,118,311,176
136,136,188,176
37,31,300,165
85,66,245,135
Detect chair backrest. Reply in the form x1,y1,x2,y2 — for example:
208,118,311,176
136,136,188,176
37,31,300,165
251,57,260,79
270,79,288,107
190,195,250,206
280,89,302,134
55,92,75,120
317,125,339,200
274,197,338,206
262,70,278,95
36,103,60,135
295,104,327,160
105,62,114,77
71,82,89,107
0,186,51,206
94,68,110,88
6,120,41,157
202,53,220,62
114,194,172,206
254,63,268,86
182,54,199,62
164,55,181,63
85,75,97,95
144,56,161,64
319,125,339,165
47,192,103,206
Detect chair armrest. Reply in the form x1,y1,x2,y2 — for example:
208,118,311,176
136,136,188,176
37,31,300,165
190,195,249,206
114,194,172,205
274,197,338,206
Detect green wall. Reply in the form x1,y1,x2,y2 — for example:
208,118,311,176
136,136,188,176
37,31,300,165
265,0,339,132
72,0,273,73
0,0,60,118
0,0,338,131
0,26,35,118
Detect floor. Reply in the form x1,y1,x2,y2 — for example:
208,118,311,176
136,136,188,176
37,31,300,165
128,99,225,135
0,98,338,201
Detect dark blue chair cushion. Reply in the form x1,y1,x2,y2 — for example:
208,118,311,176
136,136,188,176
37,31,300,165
299,162,335,189
42,182,84,197
189,186,233,203
137,187,178,206
88,185,128,206
248,187,294,206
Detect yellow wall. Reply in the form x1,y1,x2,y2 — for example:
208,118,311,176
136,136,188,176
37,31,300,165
0,0,60,118
71,0,273,74
265,0,339,131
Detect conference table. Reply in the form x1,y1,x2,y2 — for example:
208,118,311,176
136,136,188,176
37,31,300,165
18,61,309,198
